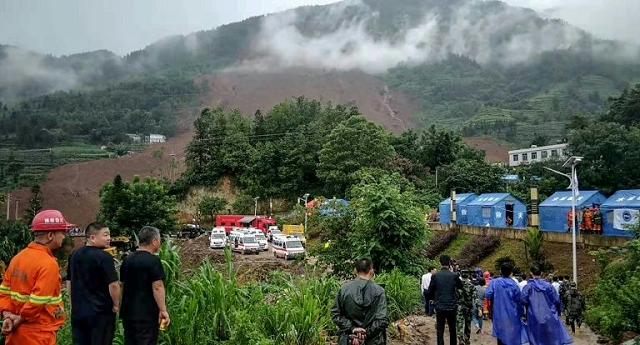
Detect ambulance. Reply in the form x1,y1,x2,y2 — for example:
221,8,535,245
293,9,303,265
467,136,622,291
271,235,305,260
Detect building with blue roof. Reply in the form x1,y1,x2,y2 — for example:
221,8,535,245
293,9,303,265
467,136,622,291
466,193,527,228
539,190,607,232
439,193,478,225
601,190,640,237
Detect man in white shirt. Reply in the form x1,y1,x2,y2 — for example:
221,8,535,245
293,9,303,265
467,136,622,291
552,276,561,294
518,273,528,291
421,267,437,316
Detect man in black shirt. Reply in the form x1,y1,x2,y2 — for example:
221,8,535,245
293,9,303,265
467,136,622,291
120,226,169,345
67,222,120,345
428,254,463,345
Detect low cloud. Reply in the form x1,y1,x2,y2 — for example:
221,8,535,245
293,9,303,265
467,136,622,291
237,0,637,74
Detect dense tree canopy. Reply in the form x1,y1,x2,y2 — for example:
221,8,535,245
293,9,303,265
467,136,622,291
98,174,177,236
318,116,396,196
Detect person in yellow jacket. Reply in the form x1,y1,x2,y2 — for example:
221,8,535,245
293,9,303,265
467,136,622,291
0,210,71,345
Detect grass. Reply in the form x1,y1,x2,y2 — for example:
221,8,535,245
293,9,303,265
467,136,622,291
476,238,529,275
440,232,472,258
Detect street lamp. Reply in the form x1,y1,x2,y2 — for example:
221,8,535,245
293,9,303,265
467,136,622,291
544,156,583,284
253,197,259,217
302,193,310,233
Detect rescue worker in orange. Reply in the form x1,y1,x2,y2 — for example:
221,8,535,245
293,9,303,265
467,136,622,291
0,209,70,345
584,207,594,234
567,209,574,232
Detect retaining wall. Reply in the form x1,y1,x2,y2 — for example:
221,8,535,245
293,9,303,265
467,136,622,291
429,223,630,247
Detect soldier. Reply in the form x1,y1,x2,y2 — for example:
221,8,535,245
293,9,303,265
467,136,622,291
456,271,482,345
558,276,569,313
565,282,585,334
592,206,602,234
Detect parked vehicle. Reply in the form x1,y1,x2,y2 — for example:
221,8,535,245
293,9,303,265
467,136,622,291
282,224,304,234
178,223,204,238
216,215,277,234
267,228,282,242
246,228,269,251
209,227,227,249
272,235,306,260
228,231,260,254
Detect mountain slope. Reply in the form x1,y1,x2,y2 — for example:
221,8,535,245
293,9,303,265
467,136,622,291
1,0,640,148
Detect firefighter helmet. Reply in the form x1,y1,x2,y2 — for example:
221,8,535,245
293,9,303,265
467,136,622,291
30,210,72,232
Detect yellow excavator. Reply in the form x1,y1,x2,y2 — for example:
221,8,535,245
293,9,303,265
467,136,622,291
104,236,137,259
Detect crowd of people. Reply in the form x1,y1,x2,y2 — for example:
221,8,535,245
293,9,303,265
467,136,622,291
0,210,169,345
422,255,586,345
567,204,603,234
0,209,588,345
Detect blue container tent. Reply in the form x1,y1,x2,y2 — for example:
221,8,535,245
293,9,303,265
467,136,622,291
439,193,478,225
467,193,527,228
601,190,640,238
539,190,607,232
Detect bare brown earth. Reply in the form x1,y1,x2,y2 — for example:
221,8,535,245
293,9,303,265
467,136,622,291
6,69,420,226
463,136,511,163
389,314,602,345
197,69,419,133
6,69,512,226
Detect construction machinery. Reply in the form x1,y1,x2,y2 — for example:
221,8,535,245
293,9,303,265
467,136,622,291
104,236,137,258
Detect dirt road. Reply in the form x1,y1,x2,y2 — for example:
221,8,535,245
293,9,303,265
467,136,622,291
390,314,601,345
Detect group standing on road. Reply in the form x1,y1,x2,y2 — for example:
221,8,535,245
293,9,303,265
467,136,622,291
421,256,584,345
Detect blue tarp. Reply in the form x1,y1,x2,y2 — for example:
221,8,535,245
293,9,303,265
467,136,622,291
318,199,349,216
439,193,478,225
601,190,640,237
502,174,520,182
467,193,527,228
539,190,606,232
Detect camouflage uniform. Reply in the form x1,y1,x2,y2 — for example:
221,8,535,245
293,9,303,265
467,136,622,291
566,287,585,333
558,281,569,312
456,279,481,345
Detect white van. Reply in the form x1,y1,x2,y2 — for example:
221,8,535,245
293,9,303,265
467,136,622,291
245,228,268,251
228,231,260,254
272,235,305,260
209,227,227,249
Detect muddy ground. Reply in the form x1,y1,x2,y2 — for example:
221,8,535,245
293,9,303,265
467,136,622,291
388,314,603,345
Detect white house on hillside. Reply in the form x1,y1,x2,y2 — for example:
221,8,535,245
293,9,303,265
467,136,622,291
508,143,567,167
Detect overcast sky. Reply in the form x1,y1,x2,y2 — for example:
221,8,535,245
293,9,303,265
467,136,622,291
0,0,638,56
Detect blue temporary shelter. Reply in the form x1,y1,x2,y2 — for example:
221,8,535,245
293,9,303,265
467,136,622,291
601,190,640,238
539,190,607,232
466,193,527,228
439,193,478,225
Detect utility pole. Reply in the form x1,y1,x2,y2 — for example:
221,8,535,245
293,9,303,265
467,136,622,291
14,200,19,220
253,197,259,217
302,193,310,233
5,192,10,221
544,156,583,284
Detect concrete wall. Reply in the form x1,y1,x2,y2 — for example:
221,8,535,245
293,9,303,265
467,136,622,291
429,223,631,247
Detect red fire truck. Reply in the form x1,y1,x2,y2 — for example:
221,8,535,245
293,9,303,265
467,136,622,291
215,215,277,234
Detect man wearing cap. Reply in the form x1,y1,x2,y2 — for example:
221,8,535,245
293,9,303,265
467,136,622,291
0,210,70,345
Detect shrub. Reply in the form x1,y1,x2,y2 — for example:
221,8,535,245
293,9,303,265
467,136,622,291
425,229,459,259
523,228,554,272
375,269,422,320
494,256,521,275
455,235,500,267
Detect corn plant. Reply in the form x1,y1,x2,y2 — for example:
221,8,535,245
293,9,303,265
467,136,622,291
375,269,421,321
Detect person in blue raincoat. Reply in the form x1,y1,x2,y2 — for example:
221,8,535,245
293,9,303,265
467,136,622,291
521,265,573,345
485,263,528,345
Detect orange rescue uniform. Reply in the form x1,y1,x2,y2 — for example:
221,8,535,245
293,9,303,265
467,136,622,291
584,209,594,232
0,243,65,345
